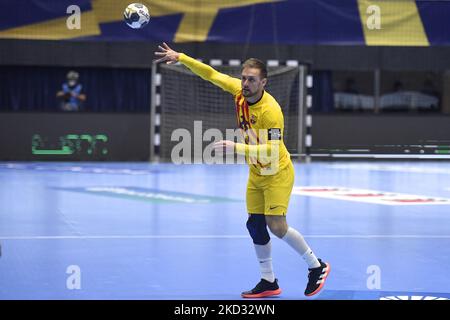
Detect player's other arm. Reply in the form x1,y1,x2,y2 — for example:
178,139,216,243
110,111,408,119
234,131,281,165
235,138,280,160
215,109,282,163
154,42,241,96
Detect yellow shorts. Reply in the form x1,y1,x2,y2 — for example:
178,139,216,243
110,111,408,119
246,161,295,216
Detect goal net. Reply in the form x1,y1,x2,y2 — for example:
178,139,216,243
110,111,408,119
154,63,306,162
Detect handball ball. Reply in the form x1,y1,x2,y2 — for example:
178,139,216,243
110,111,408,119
124,3,150,29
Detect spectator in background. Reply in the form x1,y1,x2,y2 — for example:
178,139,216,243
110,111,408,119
56,70,86,111
380,80,407,111
335,77,362,111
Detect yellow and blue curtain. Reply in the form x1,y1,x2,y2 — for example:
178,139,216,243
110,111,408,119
0,0,448,45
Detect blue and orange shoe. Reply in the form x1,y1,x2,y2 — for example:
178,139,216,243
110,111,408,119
304,259,331,297
241,278,282,298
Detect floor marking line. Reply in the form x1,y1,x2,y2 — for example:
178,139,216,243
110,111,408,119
1,235,450,240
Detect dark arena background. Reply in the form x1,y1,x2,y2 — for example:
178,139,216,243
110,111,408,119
0,0,449,314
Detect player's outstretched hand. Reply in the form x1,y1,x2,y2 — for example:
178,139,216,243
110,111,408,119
154,42,180,64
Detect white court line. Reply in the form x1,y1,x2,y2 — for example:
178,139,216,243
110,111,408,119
1,235,450,240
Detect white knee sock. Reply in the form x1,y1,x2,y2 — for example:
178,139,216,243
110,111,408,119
254,241,275,283
282,227,321,269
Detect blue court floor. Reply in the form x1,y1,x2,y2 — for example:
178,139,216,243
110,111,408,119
0,161,449,300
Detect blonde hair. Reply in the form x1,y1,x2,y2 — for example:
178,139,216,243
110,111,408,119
242,58,267,79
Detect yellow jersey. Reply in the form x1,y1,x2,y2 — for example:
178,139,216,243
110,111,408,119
179,53,291,176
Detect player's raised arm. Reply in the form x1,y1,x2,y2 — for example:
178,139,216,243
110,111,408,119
154,42,241,96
